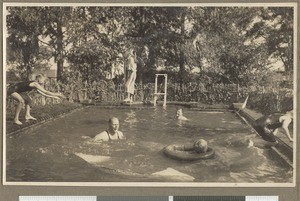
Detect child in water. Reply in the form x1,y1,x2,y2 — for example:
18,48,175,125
183,139,209,153
193,139,208,153
176,109,188,120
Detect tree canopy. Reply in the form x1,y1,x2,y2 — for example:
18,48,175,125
6,6,294,86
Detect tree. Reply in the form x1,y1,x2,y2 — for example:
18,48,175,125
190,7,273,86
66,7,132,82
247,7,294,76
41,7,73,81
6,7,45,79
6,5,294,88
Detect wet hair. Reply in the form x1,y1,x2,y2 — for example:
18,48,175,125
194,139,208,153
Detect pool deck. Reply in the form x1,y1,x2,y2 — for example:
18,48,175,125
232,103,293,168
82,100,230,110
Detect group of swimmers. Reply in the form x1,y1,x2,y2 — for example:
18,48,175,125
86,109,209,154
175,107,294,150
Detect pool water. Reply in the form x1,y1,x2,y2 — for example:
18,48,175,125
6,106,293,183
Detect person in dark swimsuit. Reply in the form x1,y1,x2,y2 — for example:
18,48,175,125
92,117,125,142
7,74,65,125
254,110,294,142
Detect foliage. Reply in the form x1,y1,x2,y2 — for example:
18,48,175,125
6,6,294,116
6,7,45,78
7,6,294,83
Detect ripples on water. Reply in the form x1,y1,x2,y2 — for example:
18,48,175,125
6,106,292,183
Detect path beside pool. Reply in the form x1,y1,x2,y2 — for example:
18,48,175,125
232,103,293,168
6,102,83,135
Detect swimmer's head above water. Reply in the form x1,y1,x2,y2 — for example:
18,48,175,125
176,109,188,120
176,109,183,117
193,139,208,153
108,117,120,134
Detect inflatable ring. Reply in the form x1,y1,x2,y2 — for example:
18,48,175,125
163,144,215,161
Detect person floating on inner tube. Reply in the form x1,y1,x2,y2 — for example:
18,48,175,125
254,110,294,143
163,139,214,161
176,109,188,121
183,139,208,153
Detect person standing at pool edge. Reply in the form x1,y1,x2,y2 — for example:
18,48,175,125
123,48,137,103
92,117,125,142
7,74,66,125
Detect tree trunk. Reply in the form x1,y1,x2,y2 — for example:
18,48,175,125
56,17,64,81
23,47,31,80
179,9,186,84
136,7,146,85
136,45,144,84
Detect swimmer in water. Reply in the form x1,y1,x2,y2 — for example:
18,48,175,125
91,117,125,142
124,110,138,123
224,133,286,149
176,109,188,121
193,139,208,153
254,110,294,143
183,139,208,153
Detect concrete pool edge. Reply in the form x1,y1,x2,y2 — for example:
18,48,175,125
6,106,86,137
81,100,230,110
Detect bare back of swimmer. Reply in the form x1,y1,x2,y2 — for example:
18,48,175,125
254,110,293,142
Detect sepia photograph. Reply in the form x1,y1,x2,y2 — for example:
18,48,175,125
2,3,296,186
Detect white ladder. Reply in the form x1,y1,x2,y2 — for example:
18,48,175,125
154,74,167,107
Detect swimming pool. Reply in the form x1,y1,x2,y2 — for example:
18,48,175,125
5,106,292,183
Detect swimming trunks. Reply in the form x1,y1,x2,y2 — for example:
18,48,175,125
7,81,35,105
7,81,35,95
